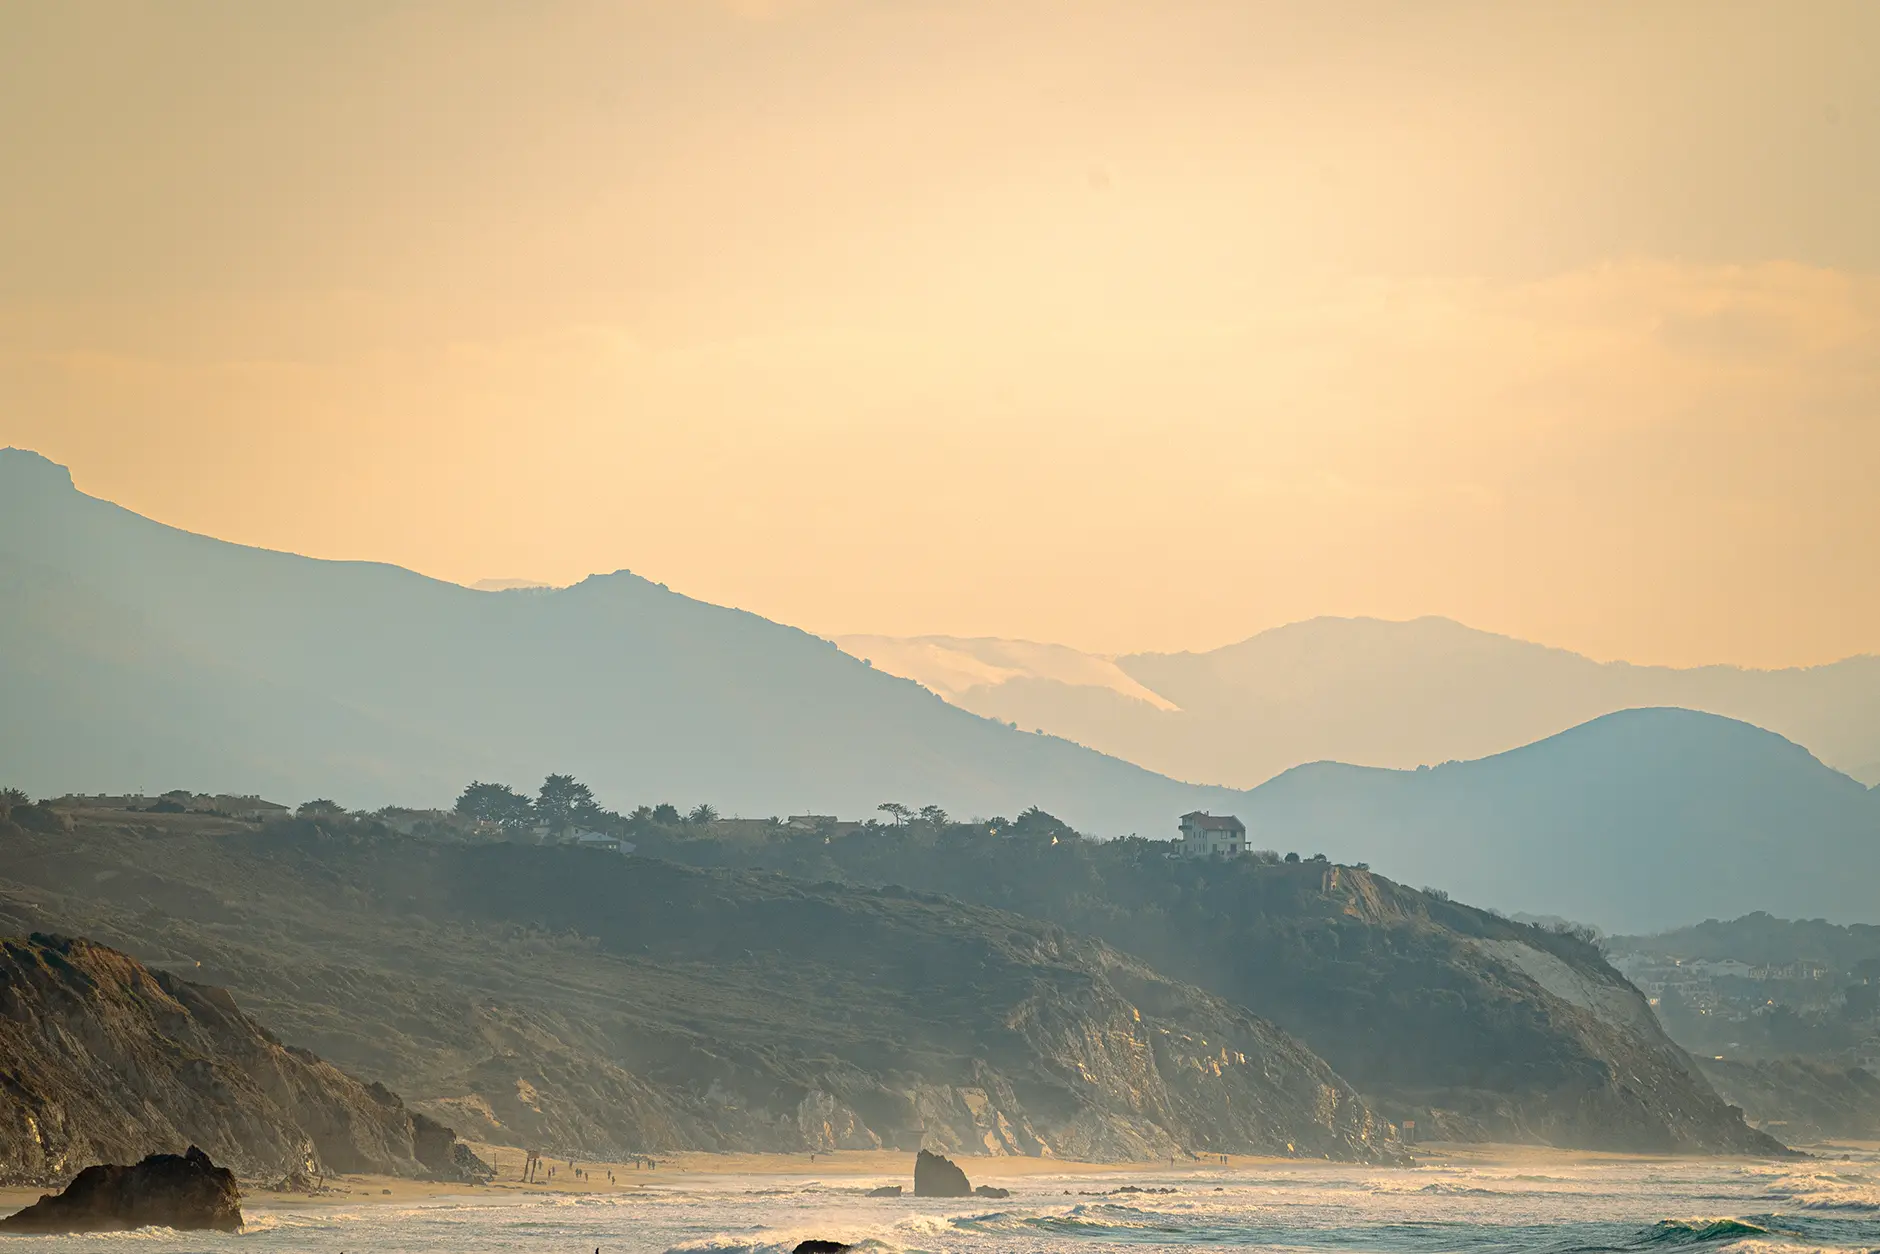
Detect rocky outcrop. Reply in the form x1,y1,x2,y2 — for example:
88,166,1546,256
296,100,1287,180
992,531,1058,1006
0,1147,242,1233
0,934,490,1185
914,1148,971,1197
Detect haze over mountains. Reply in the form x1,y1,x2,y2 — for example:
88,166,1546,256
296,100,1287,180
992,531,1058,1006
0,448,1249,835
840,622,1880,788
4,446,1875,930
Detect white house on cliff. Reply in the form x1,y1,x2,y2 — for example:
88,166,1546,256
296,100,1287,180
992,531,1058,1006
1178,811,1247,857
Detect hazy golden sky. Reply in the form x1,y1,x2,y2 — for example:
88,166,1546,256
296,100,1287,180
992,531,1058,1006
3,1,1876,664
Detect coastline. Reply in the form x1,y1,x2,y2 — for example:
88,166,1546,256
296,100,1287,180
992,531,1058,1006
4,1140,1822,1217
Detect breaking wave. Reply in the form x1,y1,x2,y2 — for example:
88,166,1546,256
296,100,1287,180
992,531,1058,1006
1638,1218,1773,1244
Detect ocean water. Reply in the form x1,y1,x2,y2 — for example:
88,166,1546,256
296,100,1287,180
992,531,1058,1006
5,1150,1877,1254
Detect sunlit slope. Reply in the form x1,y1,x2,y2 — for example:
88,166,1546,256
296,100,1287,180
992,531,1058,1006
1247,708,1880,930
846,617,1880,787
0,448,1246,831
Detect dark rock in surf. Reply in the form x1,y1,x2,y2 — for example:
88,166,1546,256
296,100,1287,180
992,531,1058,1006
792,1241,853,1253
973,1183,1010,1198
0,1146,242,1234
913,1148,971,1197
865,1184,902,1196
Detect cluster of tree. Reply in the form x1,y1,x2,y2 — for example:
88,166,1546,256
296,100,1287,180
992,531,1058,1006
454,776,602,836
0,787,71,835
873,802,952,827
446,777,1107,848
451,776,726,840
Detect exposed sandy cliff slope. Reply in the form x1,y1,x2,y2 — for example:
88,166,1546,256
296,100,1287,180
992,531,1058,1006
0,933,487,1186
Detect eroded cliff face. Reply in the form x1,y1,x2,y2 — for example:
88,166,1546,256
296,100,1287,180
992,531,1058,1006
1272,869,1788,1156
0,934,488,1186
1,820,1406,1164
611,828,1792,1156
606,948,1407,1165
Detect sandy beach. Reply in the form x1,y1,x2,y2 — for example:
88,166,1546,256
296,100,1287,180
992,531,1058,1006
2,1140,1759,1219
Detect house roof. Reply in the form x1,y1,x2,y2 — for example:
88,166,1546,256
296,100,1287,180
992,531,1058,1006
1181,811,1246,832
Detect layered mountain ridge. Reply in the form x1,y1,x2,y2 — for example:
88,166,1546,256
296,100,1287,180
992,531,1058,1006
0,447,1246,836
840,618,1880,787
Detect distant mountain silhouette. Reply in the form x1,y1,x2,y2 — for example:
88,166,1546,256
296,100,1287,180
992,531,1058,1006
1245,708,1880,931
840,618,1880,787
6,447,1874,931
0,448,1248,833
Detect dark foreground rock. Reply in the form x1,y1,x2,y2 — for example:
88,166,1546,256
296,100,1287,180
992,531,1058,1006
792,1241,851,1253
913,1148,971,1197
0,1147,241,1234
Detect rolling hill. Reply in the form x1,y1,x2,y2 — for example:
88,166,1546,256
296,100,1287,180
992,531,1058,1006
1244,709,1880,931
0,447,1250,835
840,618,1880,788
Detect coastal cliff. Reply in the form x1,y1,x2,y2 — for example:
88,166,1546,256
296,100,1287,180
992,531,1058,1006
0,933,489,1186
632,821,1788,1156
1,814,1403,1164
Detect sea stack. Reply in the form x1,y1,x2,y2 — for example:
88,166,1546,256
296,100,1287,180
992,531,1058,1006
913,1148,972,1197
0,1147,243,1234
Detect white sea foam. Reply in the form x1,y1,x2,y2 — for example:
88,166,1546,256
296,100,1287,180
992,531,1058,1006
4,1154,1876,1253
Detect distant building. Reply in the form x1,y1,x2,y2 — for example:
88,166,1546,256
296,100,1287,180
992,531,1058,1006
52,793,288,821
370,806,448,835
785,814,867,837
1178,811,1247,858
572,831,626,854
709,818,782,841
535,824,615,847
215,796,291,822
